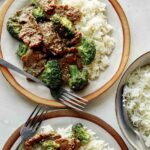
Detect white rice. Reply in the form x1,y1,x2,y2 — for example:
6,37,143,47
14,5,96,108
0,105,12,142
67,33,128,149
40,125,114,150
61,0,115,80
123,65,150,148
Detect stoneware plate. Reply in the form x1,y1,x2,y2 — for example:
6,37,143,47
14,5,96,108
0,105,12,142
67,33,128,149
3,109,128,150
115,51,150,150
0,0,130,108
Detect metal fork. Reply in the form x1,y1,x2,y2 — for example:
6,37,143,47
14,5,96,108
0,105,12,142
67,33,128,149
0,59,87,111
16,104,48,150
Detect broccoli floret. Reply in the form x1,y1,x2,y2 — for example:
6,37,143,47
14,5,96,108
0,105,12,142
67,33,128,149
31,0,39,5
51,14,74,38
72,123,91,145
69,65,88,91
77,37,96,65
7,17,21,40
17,42,28,57
42,140,60,150
32,7,45,21
40,60,62,89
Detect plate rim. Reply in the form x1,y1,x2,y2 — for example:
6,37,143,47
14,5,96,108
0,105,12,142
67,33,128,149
2,109,128,150
0,0,130,108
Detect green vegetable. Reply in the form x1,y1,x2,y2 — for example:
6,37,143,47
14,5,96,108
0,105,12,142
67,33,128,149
51,14,74,38
77,37,96,65
32,7,45,21
42,140,60,150
40,60,62,89
69,65,88,91
72,123,91,145
17,42,28,57
7,16,21,40
31,0,39,5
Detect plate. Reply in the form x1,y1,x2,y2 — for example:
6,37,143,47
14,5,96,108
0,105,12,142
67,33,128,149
0,0,130,107
3,109,128,149
115,51,150,150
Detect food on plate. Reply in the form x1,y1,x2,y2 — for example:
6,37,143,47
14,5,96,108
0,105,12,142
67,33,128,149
123,65,150,148
69,65,88,91
18,123,114,150
7,0,115,90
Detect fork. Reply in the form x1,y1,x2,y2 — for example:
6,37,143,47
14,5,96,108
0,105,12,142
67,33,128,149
16,104,48,150
0,58,87,111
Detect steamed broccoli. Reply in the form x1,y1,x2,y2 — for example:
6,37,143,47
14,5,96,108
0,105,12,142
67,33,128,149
31,0,39,5
32,7,45,21
51,14,74,38
69,65,88,91
72,123,91,145
40,60,62,89
17,42,28,57
42,140,60,150
77,37,96,65
7,16,21,39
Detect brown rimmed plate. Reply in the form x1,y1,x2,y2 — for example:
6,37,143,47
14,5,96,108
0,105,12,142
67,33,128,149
3,109,128,150
0,0,130,108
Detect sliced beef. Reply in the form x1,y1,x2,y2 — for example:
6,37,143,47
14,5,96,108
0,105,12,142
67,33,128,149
19,14,43,48
21,49,47,77
65,32,82,46
55,5,82,23
25,132,61,150
39,22,66,56
55,138,80,150
38,0,57,14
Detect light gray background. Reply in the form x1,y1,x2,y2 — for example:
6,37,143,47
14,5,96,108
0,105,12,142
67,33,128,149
0,0,150,149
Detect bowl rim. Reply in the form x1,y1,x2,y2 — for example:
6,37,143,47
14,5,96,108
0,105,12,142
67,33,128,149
0,0,130,108
2,109,129,150
115,51,150,149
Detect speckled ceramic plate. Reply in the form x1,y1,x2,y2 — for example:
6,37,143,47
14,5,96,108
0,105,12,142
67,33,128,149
3,109,128,150
0,0,130,108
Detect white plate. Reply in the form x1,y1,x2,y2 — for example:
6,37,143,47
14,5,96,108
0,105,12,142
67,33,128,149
3,109,128,149
0,0,130,107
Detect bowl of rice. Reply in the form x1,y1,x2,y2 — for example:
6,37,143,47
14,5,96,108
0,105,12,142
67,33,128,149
116,51,150,150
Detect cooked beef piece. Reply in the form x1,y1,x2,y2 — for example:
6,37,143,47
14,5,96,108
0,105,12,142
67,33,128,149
38,0,57,14
39,22,66,56
55,138,80,150
65,32,82,46
19,14,43,48
59,54,82,83
25,132,61,150
55,5,82,23
21,49,47,77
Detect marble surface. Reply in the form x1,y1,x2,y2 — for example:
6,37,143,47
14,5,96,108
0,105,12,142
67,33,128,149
0,0,150,149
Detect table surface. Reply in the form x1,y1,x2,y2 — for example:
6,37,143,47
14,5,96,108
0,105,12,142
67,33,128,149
0,0,150,149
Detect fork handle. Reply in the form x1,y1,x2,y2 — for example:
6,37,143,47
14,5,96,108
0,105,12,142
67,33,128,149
0,58,46,86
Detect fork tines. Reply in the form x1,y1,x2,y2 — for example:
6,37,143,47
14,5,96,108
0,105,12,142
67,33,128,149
24,105,48,132
60,89,88,111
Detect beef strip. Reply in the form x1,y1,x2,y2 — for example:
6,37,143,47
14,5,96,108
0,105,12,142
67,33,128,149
38,0,57,14
55,138,80,150
37,0,81,22
19,14,43,48
25,132,61,150
21,49,47,77
55,5,81,23
65,32,82,46
39,22,66,56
